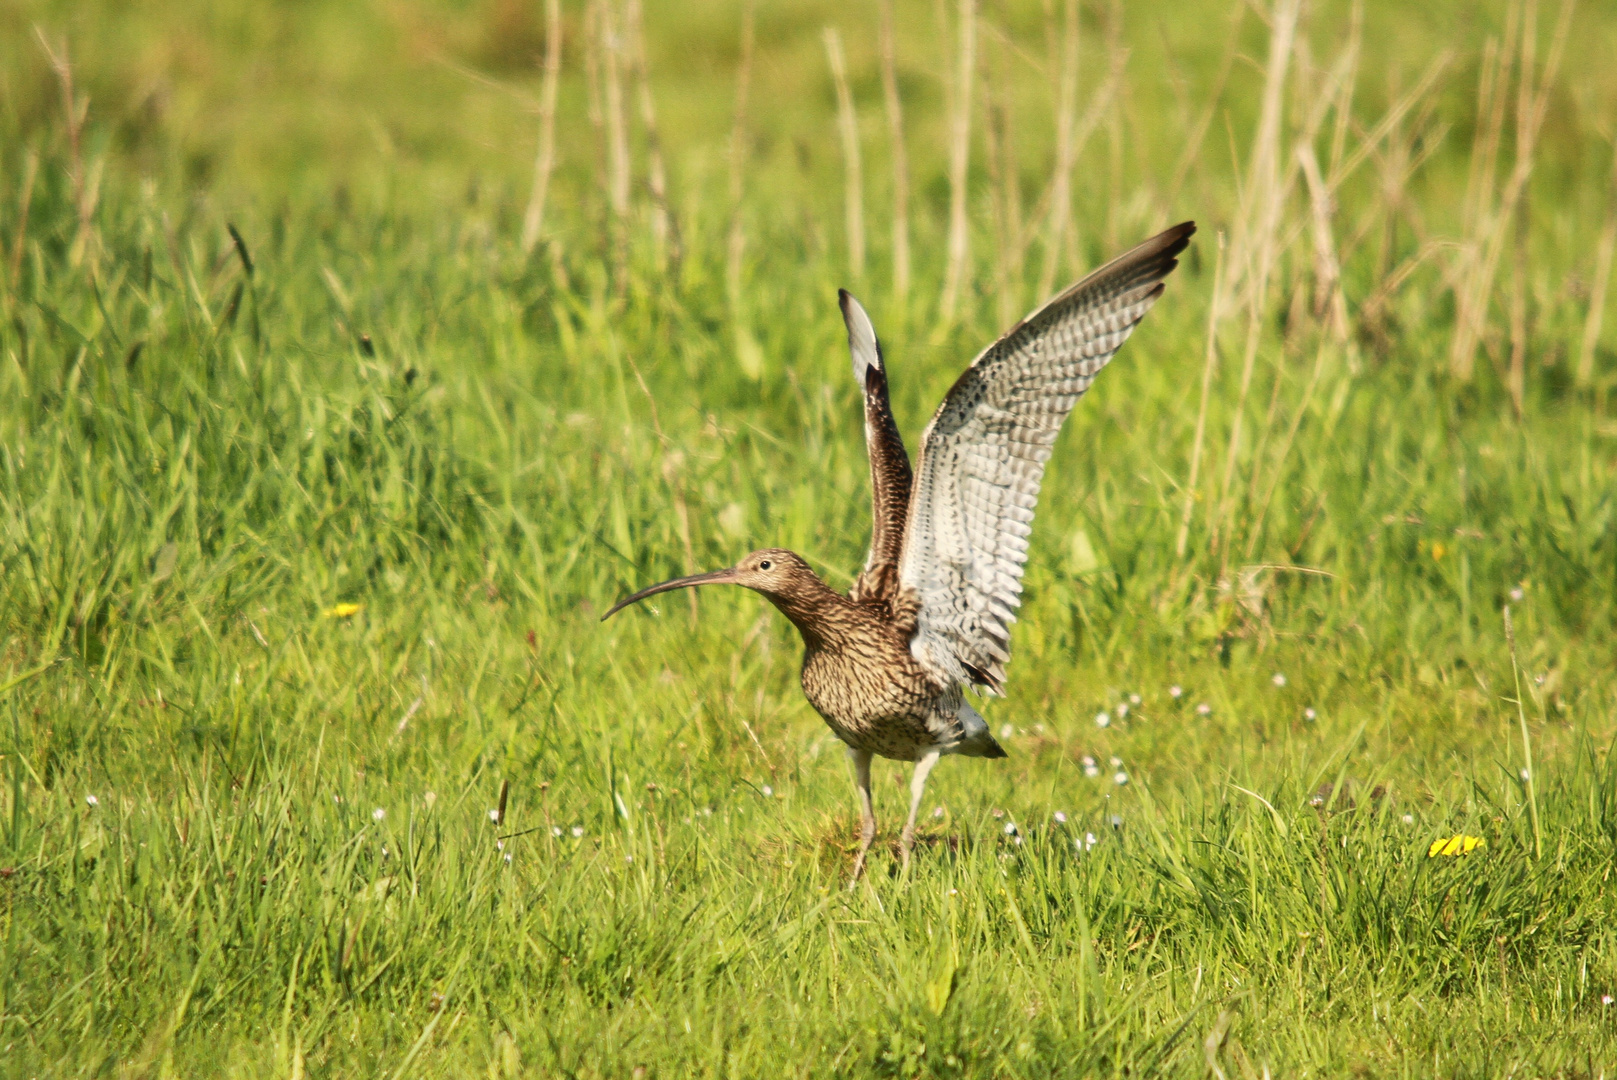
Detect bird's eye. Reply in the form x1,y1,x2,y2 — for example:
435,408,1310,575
759,560,772,570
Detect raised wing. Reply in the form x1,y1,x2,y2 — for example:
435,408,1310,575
898,222,1195,691
840,290,913,604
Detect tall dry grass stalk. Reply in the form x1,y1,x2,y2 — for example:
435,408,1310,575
1037,0,1080,303
1102,0,1125,250
823,26,865,281
727,1,760,377
1297,145,1348,343
1449,0,1574,386
1177,232,1225,559
1576,143,1617,386
36,30,98,268
939,0,977,325
1162,9,1243,226
8,149,39,281
984,25,1022,328
1212,0,1300,561
520,0,563,255
626,0,676,270
878,0,911,302
1217,0,1299,321
602,0,632,288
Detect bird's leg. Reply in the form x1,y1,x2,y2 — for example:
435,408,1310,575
900,749,942,870
846,747,876,886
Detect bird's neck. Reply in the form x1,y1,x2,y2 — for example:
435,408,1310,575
764,572,856,650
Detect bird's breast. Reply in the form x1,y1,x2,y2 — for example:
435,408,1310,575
798,632,945,758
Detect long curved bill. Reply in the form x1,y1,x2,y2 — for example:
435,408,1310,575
602,567,739,620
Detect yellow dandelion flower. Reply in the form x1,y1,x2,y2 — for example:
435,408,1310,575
1428,834,1484,858
324,603,362,619
1430,542,1447,561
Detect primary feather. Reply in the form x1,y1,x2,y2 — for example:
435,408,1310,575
898,221,1195,692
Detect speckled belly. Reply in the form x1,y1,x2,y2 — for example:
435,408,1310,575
800,648,952,761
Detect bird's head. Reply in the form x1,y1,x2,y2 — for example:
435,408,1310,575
602,548,820,619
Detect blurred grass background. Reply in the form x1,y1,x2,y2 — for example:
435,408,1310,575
3,0,1617,1074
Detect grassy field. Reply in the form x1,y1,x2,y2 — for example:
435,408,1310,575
4,0,1617,1074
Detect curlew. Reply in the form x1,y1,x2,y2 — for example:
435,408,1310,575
605,222,1195,881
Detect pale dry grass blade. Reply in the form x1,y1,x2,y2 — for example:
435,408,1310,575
1177,232,1226,560
1450,0,1573,383
823,26,865,281
1036,0,1080,303
1219,0,1301,320
627,0,676,269
939,0,977,325
1213,0,1300,561
1162,8,1243,226
520,0,563,255
726,0,756,310
602,0,631,290
1297,145,1348,343
1576,143,1617,386
878,0,911,302
7,148,39,281
35,29,96,268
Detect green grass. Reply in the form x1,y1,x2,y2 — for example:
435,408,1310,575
4,0,1617,1074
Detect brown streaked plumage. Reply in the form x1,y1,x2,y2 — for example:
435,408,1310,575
605,222,1195,882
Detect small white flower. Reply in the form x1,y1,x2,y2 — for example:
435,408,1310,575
1169,685,1183,699
570,826,584,838
1304,707,1317,721
1033,723,1046,734
423,791,437,808
1401,814,1414,825
933,806,944,819
1053,811,1068,824
1013,835,1023,846
1083,760,1101,778
761,785,773,797
1603,994,1614,1006
1108,814,1123,827
991,807,1006,819
701,807,713,816
488,809,501,823
1095,711,1111,728
1109,756,1122,767
625,854,634,863
1196,702,1212,716
504,852,513,864
1078,832,1099,851
372,807,386,822
1272,673,1287,687
948,888,959,896
495,839,504,851
1520,768,1531,781
1309,795,1324,807
999,723,1015,739
1509,587,1525,602
85,795,99,807
551,826,563,837
381,846,389,858
1113,772,1129,786
1129,693,1142,706
1116,702,1130,718
1004,822,1018,836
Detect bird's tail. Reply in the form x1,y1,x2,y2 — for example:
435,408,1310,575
953,701,1008,758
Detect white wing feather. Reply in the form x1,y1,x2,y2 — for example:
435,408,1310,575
898,223,1194,691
